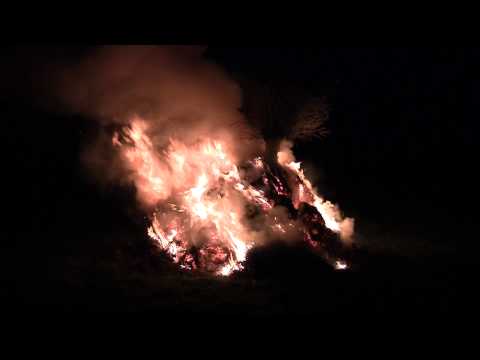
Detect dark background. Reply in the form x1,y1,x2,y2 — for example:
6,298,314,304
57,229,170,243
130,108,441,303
0,47,477,313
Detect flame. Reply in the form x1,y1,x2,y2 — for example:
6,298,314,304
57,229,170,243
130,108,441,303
277,147,354,242
114,116,265,275
113,117,354,275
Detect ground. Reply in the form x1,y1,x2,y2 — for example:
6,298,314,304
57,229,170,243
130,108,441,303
1,219,472,314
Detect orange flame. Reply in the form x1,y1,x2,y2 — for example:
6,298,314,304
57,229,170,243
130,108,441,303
277,140,354,242
113,116,267,275
113,117,354,275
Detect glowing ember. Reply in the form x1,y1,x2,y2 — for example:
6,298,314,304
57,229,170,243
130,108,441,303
334,260,348,270
113,117,354,276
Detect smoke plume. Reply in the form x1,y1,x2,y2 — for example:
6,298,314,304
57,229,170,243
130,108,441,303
50,46,263,202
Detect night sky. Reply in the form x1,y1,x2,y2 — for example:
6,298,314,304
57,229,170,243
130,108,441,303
0,47,476,313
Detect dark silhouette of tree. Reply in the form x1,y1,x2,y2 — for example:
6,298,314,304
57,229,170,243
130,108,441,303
239,78,328,162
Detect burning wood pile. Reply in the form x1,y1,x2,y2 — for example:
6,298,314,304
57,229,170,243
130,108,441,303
112,117,354,276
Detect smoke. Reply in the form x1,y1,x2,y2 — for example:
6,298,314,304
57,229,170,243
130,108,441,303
58,47,256,133
49,45,263,199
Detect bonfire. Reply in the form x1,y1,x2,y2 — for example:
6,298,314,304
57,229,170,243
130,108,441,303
67,47,355,276
112,113,354,276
